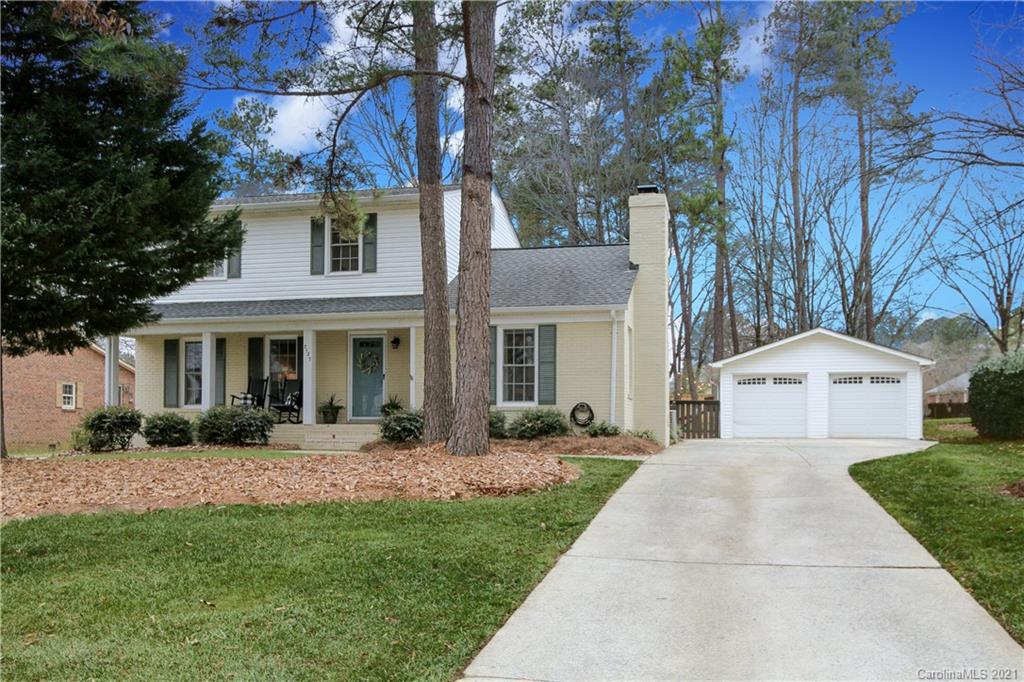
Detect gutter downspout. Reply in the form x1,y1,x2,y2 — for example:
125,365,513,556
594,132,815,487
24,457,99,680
610,310,618,426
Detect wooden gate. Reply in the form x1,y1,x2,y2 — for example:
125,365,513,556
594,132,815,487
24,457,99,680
672,399,720,439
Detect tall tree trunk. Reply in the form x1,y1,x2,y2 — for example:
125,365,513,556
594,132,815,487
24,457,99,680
448,0,496,456
711,11,728,361
786,53,802,329
0,348,7,458
413,1,454,443
855,106,874,342
725,253,740,354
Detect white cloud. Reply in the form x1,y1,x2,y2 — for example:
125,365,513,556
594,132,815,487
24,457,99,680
734,3,772,79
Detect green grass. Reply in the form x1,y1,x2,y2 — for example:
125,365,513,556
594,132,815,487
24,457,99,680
1,458,638,681
923,416,982,444
850,440,1024,644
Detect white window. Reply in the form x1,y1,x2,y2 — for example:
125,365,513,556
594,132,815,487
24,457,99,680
268,338,299,384
500,327,536,405
183,340,202,406
870,376,901,384
205,259,227,279
833,376,863,385
61,382,76,410
737,377,767,385
773,377,803,385
329,218,360,273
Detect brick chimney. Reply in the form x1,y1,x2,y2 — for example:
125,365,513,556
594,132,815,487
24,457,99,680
627,189,670,445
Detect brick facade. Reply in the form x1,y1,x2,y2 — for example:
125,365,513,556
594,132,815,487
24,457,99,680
3,346,135,448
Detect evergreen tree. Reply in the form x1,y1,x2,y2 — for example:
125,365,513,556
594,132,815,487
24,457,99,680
213,98,297,196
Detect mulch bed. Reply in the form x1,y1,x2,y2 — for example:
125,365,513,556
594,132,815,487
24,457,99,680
360,435,662,457
1,445,578,521
939,423,978,433
1001,480,1024,499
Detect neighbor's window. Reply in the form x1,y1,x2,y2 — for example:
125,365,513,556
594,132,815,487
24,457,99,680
206,259,227,279
61,382,76,410
269,338,299,384
502,328,535,403
330,220,360,272
183,341,202,406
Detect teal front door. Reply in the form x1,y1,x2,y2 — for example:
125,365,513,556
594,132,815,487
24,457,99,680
351,336,385,419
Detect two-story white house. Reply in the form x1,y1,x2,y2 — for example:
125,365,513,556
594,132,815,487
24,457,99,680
125,185,672,448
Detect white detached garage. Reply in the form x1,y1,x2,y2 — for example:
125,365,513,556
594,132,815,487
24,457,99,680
710,328,934,439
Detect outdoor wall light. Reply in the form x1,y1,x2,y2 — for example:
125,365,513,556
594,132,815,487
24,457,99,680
391,336,401,350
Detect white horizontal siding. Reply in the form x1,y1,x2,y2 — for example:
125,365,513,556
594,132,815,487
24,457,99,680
158,189,520,304
721,334,923,439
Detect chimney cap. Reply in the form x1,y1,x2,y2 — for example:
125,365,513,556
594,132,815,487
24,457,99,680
635,184,660,194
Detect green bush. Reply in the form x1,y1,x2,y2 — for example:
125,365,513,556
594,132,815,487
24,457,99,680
508,408,570,439
195,406,275,446
628,429,657,442
969,352,1024,439
489,410,507,439
80,406,143,452
142,413,194,447
379,410,424,442
380,395,404,417
586,420,621,437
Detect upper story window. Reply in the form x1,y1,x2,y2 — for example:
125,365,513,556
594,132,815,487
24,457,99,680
205,259,227,279
330,223,360,273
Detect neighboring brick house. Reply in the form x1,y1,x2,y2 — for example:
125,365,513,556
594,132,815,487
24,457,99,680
3,344,135,449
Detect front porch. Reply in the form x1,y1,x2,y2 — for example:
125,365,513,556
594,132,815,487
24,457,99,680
134,323,425,449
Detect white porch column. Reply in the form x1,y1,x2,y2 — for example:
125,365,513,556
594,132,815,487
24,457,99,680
103,335,120,406
408,326,417,410
302,329,317,425
200,332,215,411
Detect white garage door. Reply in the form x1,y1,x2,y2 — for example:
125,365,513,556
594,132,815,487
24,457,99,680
829,374,907,438
733,375,807,437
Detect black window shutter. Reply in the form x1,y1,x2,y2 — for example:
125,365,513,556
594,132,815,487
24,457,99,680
296,335,303,380
227,247,241,278
362,213,377,273
163,339,179,408
538,325,557,404
310,217,325,275
489,326,497,405
247,337,263,379
215,338,226,405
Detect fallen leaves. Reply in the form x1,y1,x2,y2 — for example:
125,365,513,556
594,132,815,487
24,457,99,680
1,445,579,521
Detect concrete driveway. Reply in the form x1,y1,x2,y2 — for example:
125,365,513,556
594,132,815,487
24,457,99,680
464,439,1023,681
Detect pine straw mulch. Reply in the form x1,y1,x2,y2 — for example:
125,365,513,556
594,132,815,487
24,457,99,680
360,434,662,457
938,423,978,433
0,445,578,521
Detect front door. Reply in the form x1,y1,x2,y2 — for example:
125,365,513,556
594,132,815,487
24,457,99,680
351,336,385,419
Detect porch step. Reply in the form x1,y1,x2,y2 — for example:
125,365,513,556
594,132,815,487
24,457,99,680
271,423,381,452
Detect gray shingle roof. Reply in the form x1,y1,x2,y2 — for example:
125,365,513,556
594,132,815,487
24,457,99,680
150,244,636,320
449,244,636,309
926,371,970,395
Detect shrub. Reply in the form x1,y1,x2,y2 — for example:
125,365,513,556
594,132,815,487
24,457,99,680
586,420,621,437
142,412,194,447
628,429,657,442
379,410,424,442
380,395,404,417
80,406,143,452
195,406,275,446
969,352,1024,439
489,410,507,439
508,408,570,439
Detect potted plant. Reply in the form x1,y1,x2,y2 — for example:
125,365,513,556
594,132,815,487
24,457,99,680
318,394,344,424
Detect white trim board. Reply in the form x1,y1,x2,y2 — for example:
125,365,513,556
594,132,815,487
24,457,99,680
710,327,934,368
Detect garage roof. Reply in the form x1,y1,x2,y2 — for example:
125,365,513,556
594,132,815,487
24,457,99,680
709,328,935,368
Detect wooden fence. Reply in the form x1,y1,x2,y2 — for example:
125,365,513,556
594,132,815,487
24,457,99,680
671,399,720,439
926,402,970,419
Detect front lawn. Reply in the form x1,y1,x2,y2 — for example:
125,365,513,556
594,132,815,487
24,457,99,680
1,457,637,680
850,440,1024,644
923,416,981,444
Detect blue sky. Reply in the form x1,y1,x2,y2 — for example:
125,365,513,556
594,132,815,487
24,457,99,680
152,1,1020,324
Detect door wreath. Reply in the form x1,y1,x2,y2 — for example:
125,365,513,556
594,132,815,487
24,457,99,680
357,350,381,375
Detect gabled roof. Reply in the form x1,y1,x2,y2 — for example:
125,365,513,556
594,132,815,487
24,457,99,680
926,371,970,395
211,184,461,208
709,327,935,368
87,343,136,373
